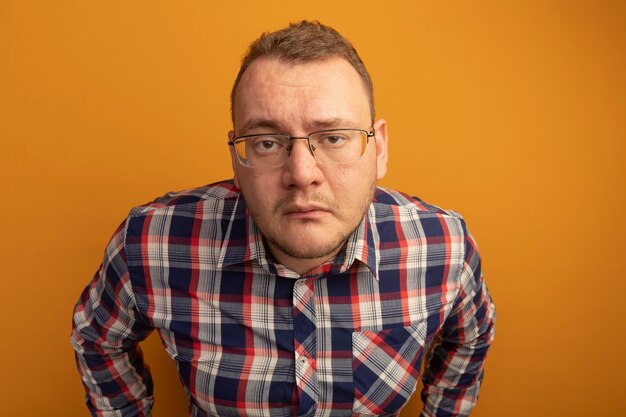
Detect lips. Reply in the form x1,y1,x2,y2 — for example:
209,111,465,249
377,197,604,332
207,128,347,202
284,204,329,214
282,203,332,219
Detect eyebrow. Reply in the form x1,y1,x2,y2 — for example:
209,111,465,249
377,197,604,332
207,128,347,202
238,117,362,134
312,117,361,130
238,119,282,133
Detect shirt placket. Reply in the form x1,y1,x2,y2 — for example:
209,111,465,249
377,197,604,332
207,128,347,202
292,278,319,417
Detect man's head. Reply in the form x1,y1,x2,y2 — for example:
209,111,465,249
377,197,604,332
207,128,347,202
228,21,388,274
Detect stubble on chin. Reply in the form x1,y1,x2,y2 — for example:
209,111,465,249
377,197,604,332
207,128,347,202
265,224,348,261
249,182,376,262
252,193,347,261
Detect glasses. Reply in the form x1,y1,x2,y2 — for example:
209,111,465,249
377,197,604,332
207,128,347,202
228,128,375,168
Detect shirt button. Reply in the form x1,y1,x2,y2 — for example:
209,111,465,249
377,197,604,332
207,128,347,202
297,356,308,366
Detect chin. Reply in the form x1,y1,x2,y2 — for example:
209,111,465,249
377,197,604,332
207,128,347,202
271,234,347,261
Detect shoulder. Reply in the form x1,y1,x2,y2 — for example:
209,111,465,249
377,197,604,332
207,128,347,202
373,186,466,222
127,180,240,217
371,187,469,238
121,180,242,243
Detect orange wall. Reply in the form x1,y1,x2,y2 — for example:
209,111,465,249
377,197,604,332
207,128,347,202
2,1,625,416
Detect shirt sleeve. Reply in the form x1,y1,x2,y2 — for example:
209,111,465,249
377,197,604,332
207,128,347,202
420,228,496,417
70,220,155,416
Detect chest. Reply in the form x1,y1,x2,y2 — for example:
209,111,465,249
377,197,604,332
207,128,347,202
128,258,461,417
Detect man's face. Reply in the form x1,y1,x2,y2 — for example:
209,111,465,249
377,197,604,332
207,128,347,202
230,57,388,274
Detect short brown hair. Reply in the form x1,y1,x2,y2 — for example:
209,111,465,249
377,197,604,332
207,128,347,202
230,20,375,122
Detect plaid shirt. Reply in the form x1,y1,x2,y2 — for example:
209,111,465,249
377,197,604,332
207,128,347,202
71,181,495,417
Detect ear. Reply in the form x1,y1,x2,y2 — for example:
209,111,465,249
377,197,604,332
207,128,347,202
373,119,388,180
228,130,240,188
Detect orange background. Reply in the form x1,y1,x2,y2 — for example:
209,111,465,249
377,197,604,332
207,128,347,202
1,1,625,416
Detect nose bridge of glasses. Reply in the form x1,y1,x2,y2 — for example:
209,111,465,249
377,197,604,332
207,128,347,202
287,136,316,156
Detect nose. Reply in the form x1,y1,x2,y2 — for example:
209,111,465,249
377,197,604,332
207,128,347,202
282,138,323,188
287,137,315,158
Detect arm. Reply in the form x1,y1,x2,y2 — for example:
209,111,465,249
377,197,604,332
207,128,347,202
71,221,154,416
420,230,496,417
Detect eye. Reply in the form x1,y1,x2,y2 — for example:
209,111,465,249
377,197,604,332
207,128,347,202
250,136,285,153
325,135,343,144
318,132,349,147
257,140,277,150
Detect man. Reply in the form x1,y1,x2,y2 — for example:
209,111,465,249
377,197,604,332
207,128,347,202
72,21,495,417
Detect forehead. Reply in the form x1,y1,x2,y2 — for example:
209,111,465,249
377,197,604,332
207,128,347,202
233,57,371,132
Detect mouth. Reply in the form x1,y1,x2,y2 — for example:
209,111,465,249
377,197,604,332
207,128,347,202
283,204,332,219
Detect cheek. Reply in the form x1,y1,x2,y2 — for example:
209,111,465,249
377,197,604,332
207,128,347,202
238,172,280,210
329,164,376,207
